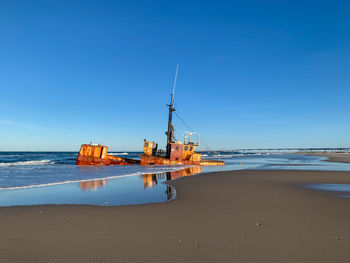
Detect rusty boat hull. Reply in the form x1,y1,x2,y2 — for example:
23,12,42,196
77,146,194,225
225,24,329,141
140,140,224,166
76,155,135,166
76,144,139,166
140,154,224,166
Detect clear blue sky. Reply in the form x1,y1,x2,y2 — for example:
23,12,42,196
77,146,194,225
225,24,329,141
0,0,349,151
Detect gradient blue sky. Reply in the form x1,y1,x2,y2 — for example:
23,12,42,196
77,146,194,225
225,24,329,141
1,0,349,151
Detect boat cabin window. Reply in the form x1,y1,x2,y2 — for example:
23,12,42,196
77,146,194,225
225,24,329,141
145,142,149,147
190,146,193,151
184,146,188,151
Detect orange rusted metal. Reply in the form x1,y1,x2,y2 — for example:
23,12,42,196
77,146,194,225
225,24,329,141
76,144,139,166
140,140,224,166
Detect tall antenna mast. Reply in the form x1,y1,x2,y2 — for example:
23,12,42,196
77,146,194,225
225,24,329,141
171,64,179,105
166,65,179,158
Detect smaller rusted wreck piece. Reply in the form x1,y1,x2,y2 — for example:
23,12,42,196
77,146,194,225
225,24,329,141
76,144,139,165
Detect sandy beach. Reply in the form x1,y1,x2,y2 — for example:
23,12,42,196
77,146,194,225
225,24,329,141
299,152,350,163
1,169,350,263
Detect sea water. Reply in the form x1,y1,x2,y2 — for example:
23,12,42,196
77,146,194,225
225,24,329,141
1,151,350,206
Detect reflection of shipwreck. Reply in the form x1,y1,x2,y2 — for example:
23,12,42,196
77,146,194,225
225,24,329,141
142,166,202,189
167,166,202,180
142,173,158,188
76,66,224,167
142,166,203,201
80,179,108,191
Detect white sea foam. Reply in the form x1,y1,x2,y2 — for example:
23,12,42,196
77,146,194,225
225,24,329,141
0,160,54,167
109,152,128,156
209,154,236,158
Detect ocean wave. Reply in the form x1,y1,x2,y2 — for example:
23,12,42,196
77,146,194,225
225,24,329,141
109,152,128,156
207,154,242,158
0,154,22,157
0,160,54,167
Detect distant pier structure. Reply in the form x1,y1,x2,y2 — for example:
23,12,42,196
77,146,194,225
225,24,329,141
207,148,350,154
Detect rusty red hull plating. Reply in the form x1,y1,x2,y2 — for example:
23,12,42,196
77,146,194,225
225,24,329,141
76,155,132,166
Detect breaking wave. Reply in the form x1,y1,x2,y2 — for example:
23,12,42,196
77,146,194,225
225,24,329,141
0,160,54,167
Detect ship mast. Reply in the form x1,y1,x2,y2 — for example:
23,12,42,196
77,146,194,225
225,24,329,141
166,65,179,158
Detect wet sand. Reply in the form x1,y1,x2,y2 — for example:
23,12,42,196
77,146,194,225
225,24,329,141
1,170,350,263
300,152,350,163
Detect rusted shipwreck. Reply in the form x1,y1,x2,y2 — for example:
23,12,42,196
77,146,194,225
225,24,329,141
76,67,224,167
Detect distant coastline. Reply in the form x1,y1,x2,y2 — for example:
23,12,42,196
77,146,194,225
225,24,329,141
298,152,350,163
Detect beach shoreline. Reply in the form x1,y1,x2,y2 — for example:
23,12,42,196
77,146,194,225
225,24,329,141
298,152,350,163
1,169,350,262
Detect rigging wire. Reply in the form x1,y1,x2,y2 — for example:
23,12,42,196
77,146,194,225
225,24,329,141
171,64,179,103
174,111,212,151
